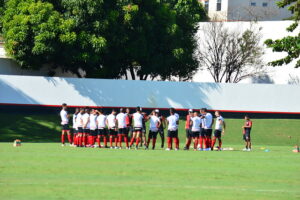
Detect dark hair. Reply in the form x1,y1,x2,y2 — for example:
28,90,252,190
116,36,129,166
170,108,175,113
136,106,141,112
98,109,103,113
62,103,67,107
80,108,85,112
201,108,207,112
112,109,116,112
120,108,124,113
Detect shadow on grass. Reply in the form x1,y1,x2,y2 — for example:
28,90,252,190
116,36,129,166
0,114,61,142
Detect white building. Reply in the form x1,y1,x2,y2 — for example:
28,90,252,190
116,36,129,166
199,0,293,21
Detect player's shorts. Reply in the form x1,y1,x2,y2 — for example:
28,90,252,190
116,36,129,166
142,126,146,134
83,129,90,134
90,129,97,136
158,127,164,135
185,129,192,138
243,129,251,141
118,128,126,135
109,129,117,136
72,128,78,135
199,128,205,137
61,124,69,131
204,129,212,137
192,131,200,138
77,127,83,134
149,130,158,139
167,130,178,138
134,127,143,132
97,128,107,136
214,130,222,138
126,126,132,135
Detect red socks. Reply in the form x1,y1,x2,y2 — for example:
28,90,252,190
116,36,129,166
175,137,179,149
114,137,118,147
73,135,77,145
103,137,107,147
135,137,140,146
167,137,172,149
110,137,113,147
194,138,198,149
118,135,122,148
97,137,101,147
61,134,65,144
83,135,87,146
67,134,72,144
129,137,135,147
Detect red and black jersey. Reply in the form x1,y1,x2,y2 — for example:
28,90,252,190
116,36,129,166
125,114,132,127
185,115,191,129
244,120,252,130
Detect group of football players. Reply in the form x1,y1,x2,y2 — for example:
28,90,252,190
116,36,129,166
60,103,253,151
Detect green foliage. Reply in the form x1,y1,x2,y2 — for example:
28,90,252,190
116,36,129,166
0,0,206,80
265,0,300,68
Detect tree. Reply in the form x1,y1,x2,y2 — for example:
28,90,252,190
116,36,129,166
265,0,300,68
0,0,207,80
197,22,264,83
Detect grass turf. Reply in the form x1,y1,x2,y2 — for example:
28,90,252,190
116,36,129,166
1,114,300,199
0,143,299,200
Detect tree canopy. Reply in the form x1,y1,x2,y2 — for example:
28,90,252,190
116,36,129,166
265,0,300,68
0,0,206,80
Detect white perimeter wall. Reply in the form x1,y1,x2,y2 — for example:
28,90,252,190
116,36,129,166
1,75,300,113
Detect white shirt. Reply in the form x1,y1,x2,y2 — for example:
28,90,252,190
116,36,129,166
97,114,106,129
203,113,213,129
72,114,77,129
149,115,160,132
167,115,178,131
82,113,90,129
191,116,201,132
76,113,83,127
60,110,68,125
116,113,127,128
89,114,97,130
107,114,116,128
133,112,143,128
215,116,224,131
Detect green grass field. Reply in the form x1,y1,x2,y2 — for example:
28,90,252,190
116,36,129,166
0,114,300,200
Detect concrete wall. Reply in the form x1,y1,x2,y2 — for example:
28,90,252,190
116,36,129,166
1,75,300,114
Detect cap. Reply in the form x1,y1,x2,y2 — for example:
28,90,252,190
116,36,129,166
155,109,159,113
188,109,193,112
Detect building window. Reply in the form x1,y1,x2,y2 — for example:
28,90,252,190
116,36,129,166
204,0,209,11
216,0,221,11
250,2,256,6
262,2,268,7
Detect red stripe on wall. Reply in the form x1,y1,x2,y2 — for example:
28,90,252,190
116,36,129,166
0,103,300,115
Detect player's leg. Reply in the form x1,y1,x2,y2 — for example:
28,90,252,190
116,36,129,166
174,131,179,150
166,130,172,150
129,131,137,147
135,131,141,149
147,131,152,149
158,128,165,148
66,129,72,145
118,129,123,148
152,131,158,150
109,129,113,148
96,129,101,148
124,128,129,148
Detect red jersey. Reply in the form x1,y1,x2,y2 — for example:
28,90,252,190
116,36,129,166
185,115,191,129
125,114,132,127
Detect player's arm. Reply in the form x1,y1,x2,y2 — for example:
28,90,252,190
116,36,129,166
157,120,161,128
